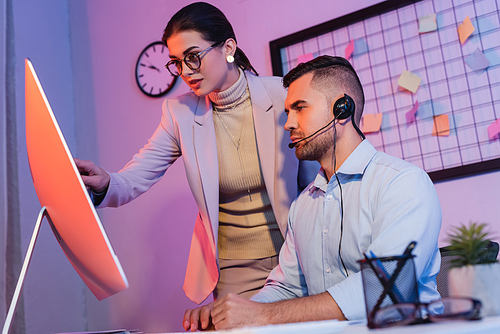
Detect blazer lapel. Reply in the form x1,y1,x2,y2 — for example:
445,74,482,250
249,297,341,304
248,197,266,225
193,96,219,248
247,73,276,211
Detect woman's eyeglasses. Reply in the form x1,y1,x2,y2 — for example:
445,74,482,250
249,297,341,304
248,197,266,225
373,297,482,328
165,41,223,77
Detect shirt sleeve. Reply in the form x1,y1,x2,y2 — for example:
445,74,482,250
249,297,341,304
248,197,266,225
328,166,442,320
252,200,309,303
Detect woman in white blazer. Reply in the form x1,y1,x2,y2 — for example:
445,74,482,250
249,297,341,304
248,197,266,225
75,2,298,326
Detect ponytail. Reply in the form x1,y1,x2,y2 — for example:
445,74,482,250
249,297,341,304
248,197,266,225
235,47,258,76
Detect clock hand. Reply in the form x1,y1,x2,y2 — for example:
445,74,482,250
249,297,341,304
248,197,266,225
148,64,161,72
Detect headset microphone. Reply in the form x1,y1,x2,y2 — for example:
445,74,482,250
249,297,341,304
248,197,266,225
288,118,335,149
288,93,365,149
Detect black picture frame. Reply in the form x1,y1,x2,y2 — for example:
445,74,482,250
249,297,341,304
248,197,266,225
269,0,500,182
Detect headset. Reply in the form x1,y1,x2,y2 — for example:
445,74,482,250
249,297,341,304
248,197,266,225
289,93,365,278
333,93,365,140
288,93,365,149
331,93,365,278
286,55,366,278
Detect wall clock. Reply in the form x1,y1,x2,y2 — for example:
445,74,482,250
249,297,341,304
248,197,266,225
135,41,177,97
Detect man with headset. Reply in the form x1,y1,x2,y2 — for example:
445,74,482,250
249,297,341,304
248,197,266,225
184,56,442,331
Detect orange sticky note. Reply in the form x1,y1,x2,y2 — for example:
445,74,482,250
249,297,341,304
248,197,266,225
432,115,450,136
362,113,383,133
345,40,354,59
398,70,422,93
297,53,314,64
458,16,475,44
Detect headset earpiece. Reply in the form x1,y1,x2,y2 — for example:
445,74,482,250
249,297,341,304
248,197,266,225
333,94,355,120
333,93,366,140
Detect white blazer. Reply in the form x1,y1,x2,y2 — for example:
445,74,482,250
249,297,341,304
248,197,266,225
100,72,298,303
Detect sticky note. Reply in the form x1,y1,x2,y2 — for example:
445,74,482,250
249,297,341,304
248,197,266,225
488,119,500,140
419,13,437,33
398,70,422,93
465,48,490,71
406,100,419,123
362,113,383,133
353,38,368,55
432,114,450,136
297,53,314,64
458,16,475,44
345,40,354,59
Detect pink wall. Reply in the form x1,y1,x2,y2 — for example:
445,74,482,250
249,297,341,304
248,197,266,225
70,0,500,332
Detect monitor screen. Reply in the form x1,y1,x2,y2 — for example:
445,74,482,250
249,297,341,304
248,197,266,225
24,58,128,300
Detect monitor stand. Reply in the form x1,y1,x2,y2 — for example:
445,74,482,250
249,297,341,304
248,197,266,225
2,206,48,334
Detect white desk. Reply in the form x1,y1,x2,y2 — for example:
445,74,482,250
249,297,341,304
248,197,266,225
343,316,500,334
154,316,500,334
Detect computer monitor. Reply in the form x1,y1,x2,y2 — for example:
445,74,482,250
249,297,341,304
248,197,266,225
1,59,129,334
24,57,129,299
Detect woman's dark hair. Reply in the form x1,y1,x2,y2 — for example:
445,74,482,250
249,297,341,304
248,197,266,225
162,2,258,76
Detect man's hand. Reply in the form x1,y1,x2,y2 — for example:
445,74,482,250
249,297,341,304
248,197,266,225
211,291,346,330
74,158,110,193
211,293,268,330
183,302,215,332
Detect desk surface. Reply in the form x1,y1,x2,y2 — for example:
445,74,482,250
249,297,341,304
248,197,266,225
154,315,500,334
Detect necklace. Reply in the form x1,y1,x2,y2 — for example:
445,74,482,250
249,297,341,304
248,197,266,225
213,107,244,150
213,104,253,200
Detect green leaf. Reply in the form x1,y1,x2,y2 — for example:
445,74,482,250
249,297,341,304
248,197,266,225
446,222,498,268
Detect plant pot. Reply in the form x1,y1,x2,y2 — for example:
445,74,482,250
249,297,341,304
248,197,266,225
448,263,500,317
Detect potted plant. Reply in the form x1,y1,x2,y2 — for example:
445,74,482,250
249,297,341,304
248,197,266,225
446,222,500,317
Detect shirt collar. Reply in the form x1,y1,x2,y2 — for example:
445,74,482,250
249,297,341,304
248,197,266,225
311,140,377,192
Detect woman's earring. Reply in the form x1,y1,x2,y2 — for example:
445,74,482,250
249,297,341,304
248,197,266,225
226,54,235,63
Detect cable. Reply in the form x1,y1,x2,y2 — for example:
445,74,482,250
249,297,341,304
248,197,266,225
333,121,349,277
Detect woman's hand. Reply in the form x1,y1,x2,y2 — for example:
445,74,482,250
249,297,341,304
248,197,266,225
74,158,110,193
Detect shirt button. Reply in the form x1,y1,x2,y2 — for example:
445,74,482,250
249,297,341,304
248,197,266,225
326,267,331,273
323,228,328,234
327,194,332,200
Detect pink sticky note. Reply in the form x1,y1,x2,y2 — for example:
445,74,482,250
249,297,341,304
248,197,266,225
297,53,314,64
406,101,419,123
458,16,475,44
488,119,500,140
362,113,383,133
432,115,450,136
345,40,354,59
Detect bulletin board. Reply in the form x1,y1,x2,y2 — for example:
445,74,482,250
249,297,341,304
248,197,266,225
270,0,500,182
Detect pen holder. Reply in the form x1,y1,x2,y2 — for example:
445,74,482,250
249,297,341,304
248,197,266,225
358,254,419,328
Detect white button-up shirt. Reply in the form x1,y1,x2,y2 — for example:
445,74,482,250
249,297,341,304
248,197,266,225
252,140,442,320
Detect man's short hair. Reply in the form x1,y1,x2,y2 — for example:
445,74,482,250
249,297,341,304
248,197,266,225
283,56,365,124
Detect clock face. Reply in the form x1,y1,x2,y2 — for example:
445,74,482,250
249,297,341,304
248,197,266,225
135,41,178,97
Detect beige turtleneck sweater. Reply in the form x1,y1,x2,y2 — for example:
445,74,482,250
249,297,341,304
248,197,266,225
210,69,283,260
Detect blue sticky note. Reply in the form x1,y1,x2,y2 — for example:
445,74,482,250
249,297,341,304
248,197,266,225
465,48,490,71
353,38,369,56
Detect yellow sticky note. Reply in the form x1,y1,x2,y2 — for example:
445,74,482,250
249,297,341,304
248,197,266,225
398,70,422,93
458,16,475,44
419,13,437,33
432,115,450,136
362,113,383,133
